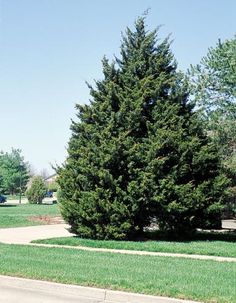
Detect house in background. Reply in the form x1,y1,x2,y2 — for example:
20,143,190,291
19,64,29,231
44,173,58,195
44,173,57,184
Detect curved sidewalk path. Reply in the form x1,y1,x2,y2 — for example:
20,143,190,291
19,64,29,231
0,224,72,244
29,242,236,262
0,224,235,262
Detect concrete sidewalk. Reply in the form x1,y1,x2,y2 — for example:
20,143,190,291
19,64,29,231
0,224,72,244
0,275,202,303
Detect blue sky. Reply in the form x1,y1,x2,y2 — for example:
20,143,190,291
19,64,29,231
0,0,235,174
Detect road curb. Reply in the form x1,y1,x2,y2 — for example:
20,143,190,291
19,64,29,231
0,275,202,303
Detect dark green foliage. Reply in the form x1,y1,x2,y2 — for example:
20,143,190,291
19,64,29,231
26,176,47,204
58,17,228,239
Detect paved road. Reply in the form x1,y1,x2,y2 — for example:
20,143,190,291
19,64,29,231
0,224,72,244
0,276,101,303
0,275,201,303
0,284,88,303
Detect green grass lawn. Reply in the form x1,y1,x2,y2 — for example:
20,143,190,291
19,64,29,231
0,243,235,303
0,204,60,228
33,233,236,258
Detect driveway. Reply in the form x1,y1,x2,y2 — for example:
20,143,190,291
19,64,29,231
0,224,72,244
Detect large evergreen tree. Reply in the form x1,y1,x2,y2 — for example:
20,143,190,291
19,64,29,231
58,17,228,239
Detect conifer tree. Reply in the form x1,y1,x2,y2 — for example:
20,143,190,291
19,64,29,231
58,17,228,239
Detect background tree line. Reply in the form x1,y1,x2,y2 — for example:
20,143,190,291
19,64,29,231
189,36,236,177
189,36,236,217
0,149,57,204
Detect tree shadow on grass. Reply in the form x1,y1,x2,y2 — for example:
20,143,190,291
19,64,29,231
0,205,17,208
145,229,236,243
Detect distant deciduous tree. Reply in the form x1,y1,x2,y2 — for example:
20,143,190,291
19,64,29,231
0,149,29,195
189,37,236,175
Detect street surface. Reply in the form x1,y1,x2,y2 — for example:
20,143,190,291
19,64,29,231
0,276,102,303
0,275,201,303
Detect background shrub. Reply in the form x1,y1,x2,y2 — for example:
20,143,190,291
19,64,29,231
26,176,47,204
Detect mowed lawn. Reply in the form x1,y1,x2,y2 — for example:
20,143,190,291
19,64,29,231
34,234,236,258
0,243,235,303
0,204,60,228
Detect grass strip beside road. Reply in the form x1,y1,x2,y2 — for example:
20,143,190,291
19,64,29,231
33,235,236,258
0,243,235,303
0,204,60,228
